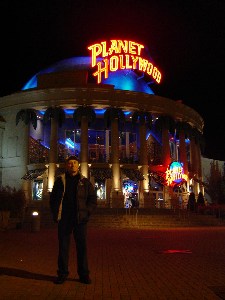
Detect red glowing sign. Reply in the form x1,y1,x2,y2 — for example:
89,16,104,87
87,40,162,84
165,161,188,186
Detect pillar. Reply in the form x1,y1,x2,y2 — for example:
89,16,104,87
179,130,188,175
190,136,198,195
48,118,58,192
110,117,123,207
80,116,88,178
105,130,110,162
139,123,149,207
21,124,31,203
162,127,171,169
125,132,130,159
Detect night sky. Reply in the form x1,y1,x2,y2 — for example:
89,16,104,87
1,0,225,160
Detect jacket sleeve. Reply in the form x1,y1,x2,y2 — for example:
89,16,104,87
86,180,97,215
49,177,64,222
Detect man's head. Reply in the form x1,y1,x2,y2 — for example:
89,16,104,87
65,156,79,176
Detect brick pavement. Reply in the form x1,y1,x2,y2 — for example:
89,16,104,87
0,224,225,300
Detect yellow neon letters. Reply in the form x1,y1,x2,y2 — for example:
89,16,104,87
87,39,162,84
165,165,188,186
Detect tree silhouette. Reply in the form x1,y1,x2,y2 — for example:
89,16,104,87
43,106,65,128
204,160,225,204
16,109,37,130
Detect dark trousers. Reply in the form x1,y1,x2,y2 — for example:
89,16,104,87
57,220,89,278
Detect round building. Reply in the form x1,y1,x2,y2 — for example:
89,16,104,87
0,40,204,209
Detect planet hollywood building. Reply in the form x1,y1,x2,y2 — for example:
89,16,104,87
0,40,204,209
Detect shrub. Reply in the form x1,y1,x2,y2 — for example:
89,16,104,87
0,186,26,217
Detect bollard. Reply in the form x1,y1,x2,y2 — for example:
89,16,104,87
31,211,40,232
135,209,138,225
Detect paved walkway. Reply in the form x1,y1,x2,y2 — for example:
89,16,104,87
1,224,225,299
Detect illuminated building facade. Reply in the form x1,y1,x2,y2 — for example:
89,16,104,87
0,40,204,208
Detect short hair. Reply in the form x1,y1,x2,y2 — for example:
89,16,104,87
65,155,79,163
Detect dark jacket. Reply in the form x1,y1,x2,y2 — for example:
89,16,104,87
50,172,97,224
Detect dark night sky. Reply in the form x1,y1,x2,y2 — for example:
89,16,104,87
1,0,225,160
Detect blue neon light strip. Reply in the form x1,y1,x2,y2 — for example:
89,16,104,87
39,109,131,116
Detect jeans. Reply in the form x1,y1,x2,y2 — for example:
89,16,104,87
57,220,89,278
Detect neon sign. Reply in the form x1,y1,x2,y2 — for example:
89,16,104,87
165,162,188,186
87,40,162,84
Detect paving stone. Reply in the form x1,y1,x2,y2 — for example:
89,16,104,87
0,224,225,299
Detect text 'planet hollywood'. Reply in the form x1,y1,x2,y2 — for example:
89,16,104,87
88,39,162,84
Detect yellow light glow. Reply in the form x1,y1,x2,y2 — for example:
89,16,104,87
32,211,39,216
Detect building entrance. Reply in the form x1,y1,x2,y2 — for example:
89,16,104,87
95,180,105,201
32,180,43,201
123,179,139,208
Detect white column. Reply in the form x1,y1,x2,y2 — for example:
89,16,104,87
105,130,110,162
21,124,31,202
139,123,149,192
110,118,123,208
80,116,88,178
125,132,130,159
111,118,121,191
48,118,58,192
139,123,149,208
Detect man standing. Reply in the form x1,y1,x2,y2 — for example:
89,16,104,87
50,156,97,284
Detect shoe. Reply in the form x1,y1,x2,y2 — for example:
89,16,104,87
79,275,91,284
53,274,68,284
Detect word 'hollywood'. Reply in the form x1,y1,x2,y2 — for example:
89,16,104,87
88,40,162,84
166,165,188,186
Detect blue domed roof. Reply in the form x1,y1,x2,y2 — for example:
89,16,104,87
22,56,154,95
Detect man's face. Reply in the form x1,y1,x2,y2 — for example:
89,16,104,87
66,159,79,175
